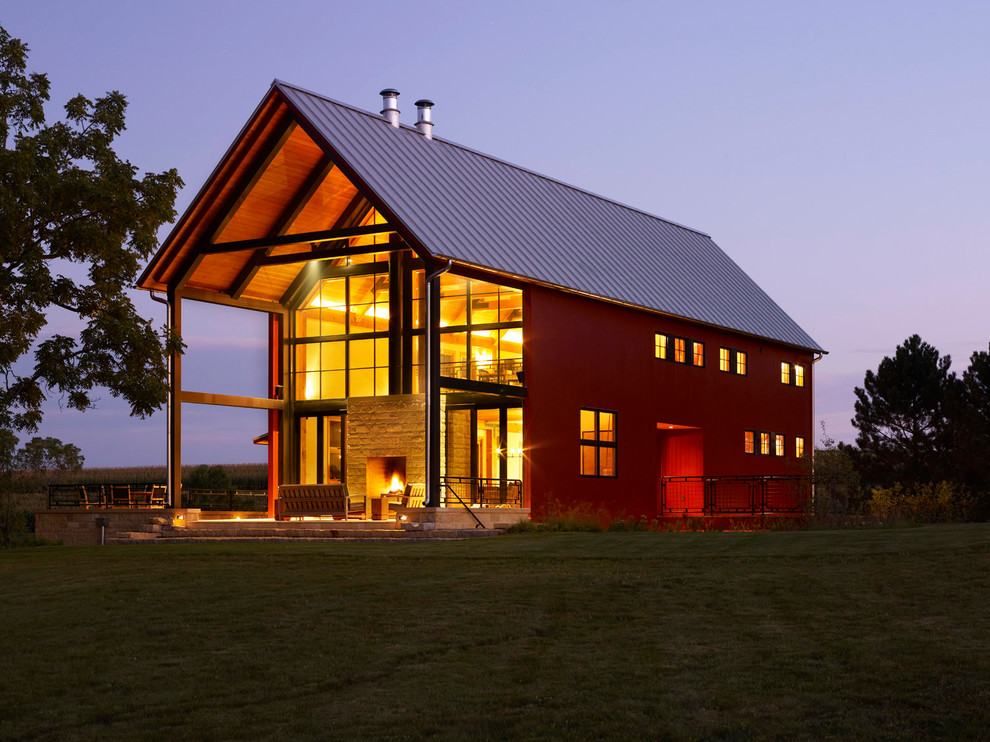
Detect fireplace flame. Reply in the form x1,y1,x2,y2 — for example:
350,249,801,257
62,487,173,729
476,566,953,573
390,475,403,493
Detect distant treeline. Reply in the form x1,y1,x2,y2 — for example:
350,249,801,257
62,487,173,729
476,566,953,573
6,463,268,494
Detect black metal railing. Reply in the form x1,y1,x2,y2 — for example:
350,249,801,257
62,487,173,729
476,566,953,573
440,476,523,507
659,475,810,516
47,483,165,509
47,484,268,511
440,358,524,386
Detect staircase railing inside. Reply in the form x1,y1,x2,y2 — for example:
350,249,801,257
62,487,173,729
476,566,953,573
659,475,810,516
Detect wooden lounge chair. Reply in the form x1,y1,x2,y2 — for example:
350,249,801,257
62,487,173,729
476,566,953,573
388,483,426,516
149,485,166,507
110,485,131,508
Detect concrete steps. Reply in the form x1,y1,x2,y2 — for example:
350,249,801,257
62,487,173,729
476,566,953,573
110,518,500,543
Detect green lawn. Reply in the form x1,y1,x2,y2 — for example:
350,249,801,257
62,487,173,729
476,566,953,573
1,525,988,740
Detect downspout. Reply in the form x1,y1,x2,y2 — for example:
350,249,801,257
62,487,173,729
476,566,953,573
149,290,174,507
425,259,453,508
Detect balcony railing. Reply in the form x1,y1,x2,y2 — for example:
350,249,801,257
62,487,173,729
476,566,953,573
440,476,523,507
440,358,524,386
659,475,810,516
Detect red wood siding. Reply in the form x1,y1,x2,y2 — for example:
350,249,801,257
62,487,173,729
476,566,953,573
522,286,814,521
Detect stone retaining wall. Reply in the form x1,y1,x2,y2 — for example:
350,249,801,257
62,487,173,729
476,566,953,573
34,509,200,546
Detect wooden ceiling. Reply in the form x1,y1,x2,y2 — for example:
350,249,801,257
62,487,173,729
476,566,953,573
138,91,396,308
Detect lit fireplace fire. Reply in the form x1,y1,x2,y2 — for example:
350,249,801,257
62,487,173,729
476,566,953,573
389,475,403,495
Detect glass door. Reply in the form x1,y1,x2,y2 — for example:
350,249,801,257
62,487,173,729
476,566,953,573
299,414,344,484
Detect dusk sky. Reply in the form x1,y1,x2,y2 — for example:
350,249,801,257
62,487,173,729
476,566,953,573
4,1,989,467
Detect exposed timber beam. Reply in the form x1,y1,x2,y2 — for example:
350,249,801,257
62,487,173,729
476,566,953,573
206,120,297,245
181,391,285,410
254,240,405,268
230,155,337,299
198,223,394,255
180,288,287,314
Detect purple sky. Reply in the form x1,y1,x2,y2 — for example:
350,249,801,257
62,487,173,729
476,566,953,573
5,1,989,467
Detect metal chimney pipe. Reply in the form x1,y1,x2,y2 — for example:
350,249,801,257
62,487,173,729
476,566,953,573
415,99,435,139
380,89,400,127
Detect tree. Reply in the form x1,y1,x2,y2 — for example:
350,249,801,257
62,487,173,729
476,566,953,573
0,26,183,432
949,345,990,518
13,436,83,473
812,423,863,523
852,334,957,488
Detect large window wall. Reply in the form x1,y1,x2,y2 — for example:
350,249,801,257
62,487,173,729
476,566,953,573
290,262,525,400
293,268,392,400
439,275,523,386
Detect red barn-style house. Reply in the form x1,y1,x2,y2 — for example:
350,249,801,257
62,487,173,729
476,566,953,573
138,82,824,524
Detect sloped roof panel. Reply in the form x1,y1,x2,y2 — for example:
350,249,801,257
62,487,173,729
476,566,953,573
277,82,822,351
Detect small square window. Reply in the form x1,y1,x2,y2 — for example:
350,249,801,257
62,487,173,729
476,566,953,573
692,341,705,367
655,333,669,360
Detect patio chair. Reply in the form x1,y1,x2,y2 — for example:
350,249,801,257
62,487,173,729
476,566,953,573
110,485,131,508
388,483,426,516
149,485,166,507
77,485,102,508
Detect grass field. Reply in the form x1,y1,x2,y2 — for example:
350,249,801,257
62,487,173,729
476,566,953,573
1,525,988,740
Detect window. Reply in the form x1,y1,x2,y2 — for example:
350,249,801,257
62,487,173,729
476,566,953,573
692,341,705,367
746,429,790,456
657,332,705,369
720,347,747,376
655,333,669,360
781,362,806,387
439,274,523,386
580,408,616,477
795,436,805,458
736,351,748,375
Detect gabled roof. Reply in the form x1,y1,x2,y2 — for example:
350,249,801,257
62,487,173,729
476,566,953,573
141,80,822,352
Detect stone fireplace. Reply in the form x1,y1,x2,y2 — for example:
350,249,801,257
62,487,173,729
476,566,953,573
366,456,406,495
345,394,428,495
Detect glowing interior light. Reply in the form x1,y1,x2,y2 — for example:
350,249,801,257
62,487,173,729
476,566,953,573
390,475,402,492
365,305,389,319
305,373,319,400
501,329,523,344
308,297,347,311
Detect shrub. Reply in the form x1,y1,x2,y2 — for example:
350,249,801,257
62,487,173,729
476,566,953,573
867,481,969,525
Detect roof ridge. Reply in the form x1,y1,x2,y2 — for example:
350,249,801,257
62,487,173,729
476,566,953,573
273,79,711,239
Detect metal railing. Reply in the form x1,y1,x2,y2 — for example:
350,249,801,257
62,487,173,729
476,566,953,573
440,358,524,386
47,484,267,511
48,483,165,509
440,476,523,507
659,475,810,516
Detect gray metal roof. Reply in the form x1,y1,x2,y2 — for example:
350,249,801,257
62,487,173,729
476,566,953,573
277,81,822,352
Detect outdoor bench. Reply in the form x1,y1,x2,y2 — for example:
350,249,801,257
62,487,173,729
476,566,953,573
275,483,368,521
